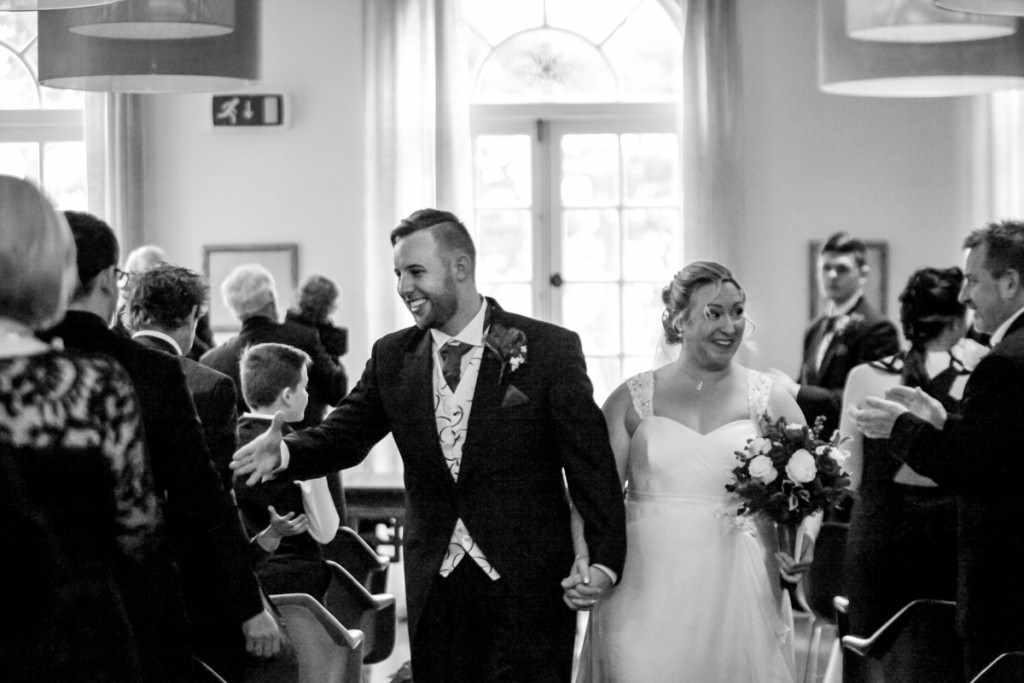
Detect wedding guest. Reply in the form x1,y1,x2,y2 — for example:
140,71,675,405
125,264,240,490
232,208,626,682
233,343,338,599
0,175,160,681
42,212,281,682
200,264,347,427
772,232,899,439
854,220,1024,677
841,267,985,678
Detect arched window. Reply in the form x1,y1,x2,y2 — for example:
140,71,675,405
460,0,683,400
0,12,87,209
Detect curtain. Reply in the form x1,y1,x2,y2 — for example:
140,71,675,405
363,0,471,343
678,0,744,268
85,92,144,252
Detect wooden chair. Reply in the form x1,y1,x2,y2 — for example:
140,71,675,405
244,593,364,683
323,526,390,595
969,651,1024,683
322,560,396,665
842,599,961,682
793,520,848,683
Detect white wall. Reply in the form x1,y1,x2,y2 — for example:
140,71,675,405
734,0,978,372
139,0,370,372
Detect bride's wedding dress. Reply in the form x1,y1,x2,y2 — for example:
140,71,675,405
577,369,795,683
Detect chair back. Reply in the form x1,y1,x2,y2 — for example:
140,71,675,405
842,599,961,682
244,593,364,683
323,526,390,594
322,560,396,665
805,521,848,620
970,651,1024,683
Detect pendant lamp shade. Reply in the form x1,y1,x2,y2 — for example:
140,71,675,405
0,0,124,9
37,0,258,93
69,0,235,40
847,0,1016,42
936,0,1024,17
820,0,1024,96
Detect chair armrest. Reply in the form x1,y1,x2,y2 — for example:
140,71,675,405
841,599,956,657
322,561,397,664
270,592,365,651
969,651,1024,683
833,596,849,614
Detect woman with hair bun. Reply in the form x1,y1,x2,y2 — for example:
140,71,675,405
840,266,982,675
574,261,804,682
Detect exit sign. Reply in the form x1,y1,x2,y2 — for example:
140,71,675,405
212,94,284,127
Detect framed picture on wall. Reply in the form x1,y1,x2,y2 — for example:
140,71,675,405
203,243,299,333
807,240,889,320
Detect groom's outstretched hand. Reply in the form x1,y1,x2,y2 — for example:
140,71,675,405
560,563,612,611
230,412,286,486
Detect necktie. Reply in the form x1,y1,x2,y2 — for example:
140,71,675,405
439,340,473,392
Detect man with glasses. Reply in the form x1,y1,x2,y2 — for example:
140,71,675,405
771,231,898,439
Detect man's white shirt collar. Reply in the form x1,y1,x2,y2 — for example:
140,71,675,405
131,329,183,356
429,298,487,348
989,304,1024,348
825,291,863,318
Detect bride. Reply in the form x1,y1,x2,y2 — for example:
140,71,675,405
569,261,803,682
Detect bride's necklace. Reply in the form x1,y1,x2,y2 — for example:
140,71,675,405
680,364,729,393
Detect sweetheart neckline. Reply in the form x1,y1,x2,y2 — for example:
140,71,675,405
644,415,752,438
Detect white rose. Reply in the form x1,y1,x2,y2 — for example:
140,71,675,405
748,437,772,456
748,455,778,484
830,447,850,467
785,449,817,484
814,445,828,456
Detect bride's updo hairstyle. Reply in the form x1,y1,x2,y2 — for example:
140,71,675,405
898,266,965,388
661,261,742,344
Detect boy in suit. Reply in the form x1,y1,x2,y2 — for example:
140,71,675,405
234,343,339,599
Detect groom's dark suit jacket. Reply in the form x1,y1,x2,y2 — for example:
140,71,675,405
798,296,898,437
284,299,627,642
889,311,1024,675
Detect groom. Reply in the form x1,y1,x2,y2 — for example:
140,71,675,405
232,209,626,682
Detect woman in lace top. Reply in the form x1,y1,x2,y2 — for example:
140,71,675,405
0,175,160,682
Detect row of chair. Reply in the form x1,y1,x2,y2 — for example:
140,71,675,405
795,521,1023,683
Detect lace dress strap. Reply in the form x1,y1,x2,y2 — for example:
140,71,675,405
746,370,773,435
626,371,655,419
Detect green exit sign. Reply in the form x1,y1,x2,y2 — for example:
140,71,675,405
212,94,284,127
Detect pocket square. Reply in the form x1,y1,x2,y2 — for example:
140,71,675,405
502,384,530,408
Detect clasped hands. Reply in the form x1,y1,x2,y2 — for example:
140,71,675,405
850,385,947,439
560,556,613,611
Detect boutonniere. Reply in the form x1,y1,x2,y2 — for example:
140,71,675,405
834,312,864,336
484,322,527,383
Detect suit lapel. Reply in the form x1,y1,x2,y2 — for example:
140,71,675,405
458,301,507,485
400,329,456,492
817,296,866,380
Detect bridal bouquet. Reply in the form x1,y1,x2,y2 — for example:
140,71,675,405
725,415,851,526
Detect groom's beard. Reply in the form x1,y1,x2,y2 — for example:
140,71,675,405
405,274,458,330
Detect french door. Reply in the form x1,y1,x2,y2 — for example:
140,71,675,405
472,104,682,401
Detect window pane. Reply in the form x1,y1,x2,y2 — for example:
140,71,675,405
476,28,616,103
561,133,619,206
585,355,622,406
476,209,532,281
459,0,543,46
562,283,620,355
0,12,37,53
604,0,682,100
623,354,652,379
475,134,531,207
622,133,679,205
546,0,637,44
623,208,679,280
0,46,39,109
0,142,39,181
43,141,86,210
622,282,665,355
562,209,620,281
482,282,532,317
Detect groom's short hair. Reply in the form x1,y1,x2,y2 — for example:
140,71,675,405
391,209,476,272
821,231,867,269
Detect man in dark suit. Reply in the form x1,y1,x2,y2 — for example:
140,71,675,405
233,209,627,682
125,263,239,490
42,212,281,682
854,220,1024,678
772,232,899,438
200,263,347,428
